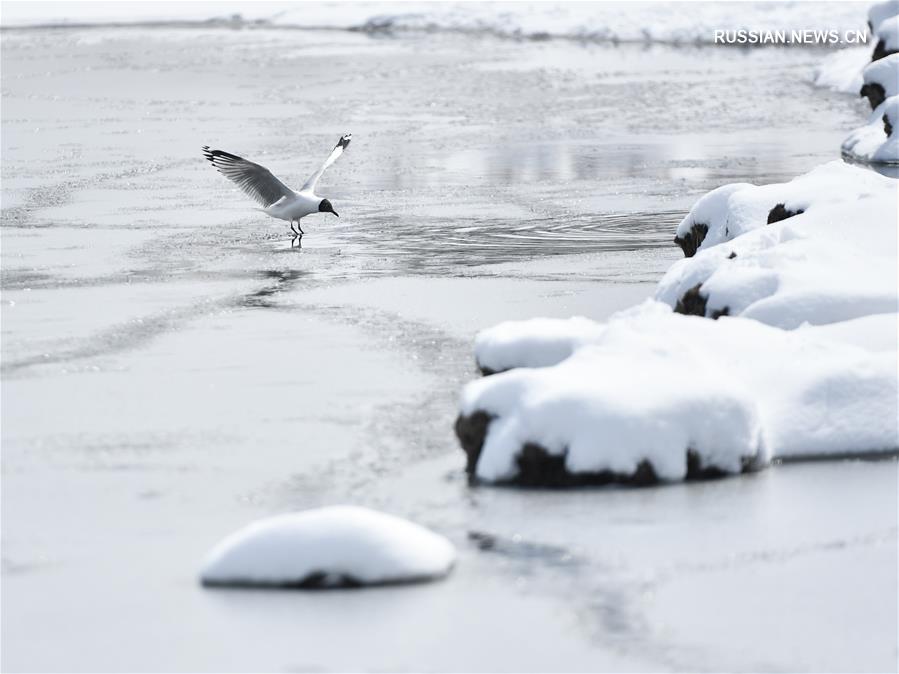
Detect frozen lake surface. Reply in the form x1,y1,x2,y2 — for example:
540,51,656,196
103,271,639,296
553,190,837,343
2,20,897,672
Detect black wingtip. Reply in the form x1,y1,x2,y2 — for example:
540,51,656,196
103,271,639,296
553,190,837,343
202,147,245,164
337,133,351,150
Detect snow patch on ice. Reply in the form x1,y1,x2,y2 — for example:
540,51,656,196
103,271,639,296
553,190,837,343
200,506,455,588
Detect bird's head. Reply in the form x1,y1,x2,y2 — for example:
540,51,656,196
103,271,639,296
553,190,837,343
318,199,339,217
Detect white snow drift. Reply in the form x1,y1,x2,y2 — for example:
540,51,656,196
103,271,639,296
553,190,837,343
462,161,898,485
201,506,455,588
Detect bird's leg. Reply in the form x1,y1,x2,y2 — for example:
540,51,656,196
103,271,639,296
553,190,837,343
290,220,299,236
297,221,305,235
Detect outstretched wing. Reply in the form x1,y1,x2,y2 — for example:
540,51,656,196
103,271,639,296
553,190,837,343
301,133,352,192
202,146,294,207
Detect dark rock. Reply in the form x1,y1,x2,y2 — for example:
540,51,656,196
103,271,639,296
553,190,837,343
201,570,364,590
674,283,728,320
454,412,758,488
511,443,661,487
871,40,897,62
686,449,759,479
860,81,887,109
767,203,804,224
673,222,709,257
885,113,894,138
727,251,737,259
455,410,493,475
674,283,708,317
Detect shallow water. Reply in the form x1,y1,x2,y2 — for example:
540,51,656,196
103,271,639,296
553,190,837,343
2,22,896,673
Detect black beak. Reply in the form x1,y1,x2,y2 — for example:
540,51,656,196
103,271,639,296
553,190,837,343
332,211,339,218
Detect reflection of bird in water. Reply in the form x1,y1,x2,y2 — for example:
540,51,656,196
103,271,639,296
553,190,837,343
203,134,351,247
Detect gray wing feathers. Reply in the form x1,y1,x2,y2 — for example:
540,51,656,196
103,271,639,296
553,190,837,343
301,133,352,191
202,147,294,207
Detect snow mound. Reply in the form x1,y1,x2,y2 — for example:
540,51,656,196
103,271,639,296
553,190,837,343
842,95,899,164
873,14,899,60
672,161,888,256
869,0,899,32
456,302,897,486
200,506,455,588
474,316,606,375
813,48,868,94
860,54,899,108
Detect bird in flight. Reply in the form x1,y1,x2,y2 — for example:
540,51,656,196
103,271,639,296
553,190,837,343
203,133,351,244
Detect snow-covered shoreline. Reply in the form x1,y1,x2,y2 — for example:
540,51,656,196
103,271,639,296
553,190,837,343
458,162,897,486
1,1,870,48
454,1,897,489
814,0,899,164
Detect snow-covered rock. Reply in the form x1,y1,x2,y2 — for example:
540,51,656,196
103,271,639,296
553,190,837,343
200,506,455,588
659,178,897,328
672,161,888,256
872,13,899,60
474,316,607,375
860,54,899,108
456,301,897,486
869,0,899,32
842,95,899,164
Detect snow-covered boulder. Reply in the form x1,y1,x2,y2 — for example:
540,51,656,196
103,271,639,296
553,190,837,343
658,179,897,327
200,506,455,588
474,316,607,375
842,95,899,164
456,302,897,487
872,14,899,60
672,161,887,256
859,54,899,108
869,0,899,32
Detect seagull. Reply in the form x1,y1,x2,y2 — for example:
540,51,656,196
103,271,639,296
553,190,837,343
202,133,351,243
